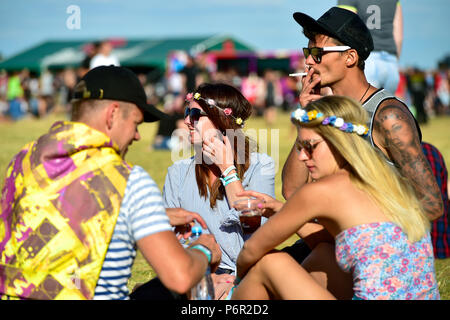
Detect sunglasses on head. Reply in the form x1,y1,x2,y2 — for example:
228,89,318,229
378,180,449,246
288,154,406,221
302,46,351,63
295,139,324,158
184,106,208,123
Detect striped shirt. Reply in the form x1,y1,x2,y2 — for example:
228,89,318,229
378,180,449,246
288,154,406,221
94,166,172,300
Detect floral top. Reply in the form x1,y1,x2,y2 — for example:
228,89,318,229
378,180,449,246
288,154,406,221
335,222,440,300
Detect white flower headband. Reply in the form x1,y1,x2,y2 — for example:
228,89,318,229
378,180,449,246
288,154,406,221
186,92,244,127
291,108,369,137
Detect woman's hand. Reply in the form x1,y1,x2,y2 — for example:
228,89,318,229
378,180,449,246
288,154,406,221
202,132,234,173
235,190,284,218
211,273,235,300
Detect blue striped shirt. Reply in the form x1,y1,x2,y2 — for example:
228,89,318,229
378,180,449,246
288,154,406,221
94,166,172,300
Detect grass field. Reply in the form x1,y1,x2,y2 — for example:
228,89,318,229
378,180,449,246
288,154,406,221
0,110,449,299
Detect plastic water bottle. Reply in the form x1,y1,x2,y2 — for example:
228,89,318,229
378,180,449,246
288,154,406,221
189,226,215,300
180,225,202,248
190,225,203,242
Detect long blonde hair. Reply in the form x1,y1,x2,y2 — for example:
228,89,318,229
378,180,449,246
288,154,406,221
296,95,429,242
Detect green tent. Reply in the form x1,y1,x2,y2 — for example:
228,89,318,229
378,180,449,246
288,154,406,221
0,35,254,73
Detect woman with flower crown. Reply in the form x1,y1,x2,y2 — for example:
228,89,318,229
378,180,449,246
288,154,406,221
163,82,276,299
231,95,439,300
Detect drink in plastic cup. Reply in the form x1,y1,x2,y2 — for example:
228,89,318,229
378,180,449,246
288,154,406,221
234,197,263,234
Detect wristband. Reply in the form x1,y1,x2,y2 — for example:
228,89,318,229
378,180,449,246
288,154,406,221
221,165,236,178
190,244,212,264
220,172,238,185
222,172,238,182
220,173,240,187
223,175,240,187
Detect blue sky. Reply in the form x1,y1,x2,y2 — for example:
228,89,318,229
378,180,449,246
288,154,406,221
0,0,448,70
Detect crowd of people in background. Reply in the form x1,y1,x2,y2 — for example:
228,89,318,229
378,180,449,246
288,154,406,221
0,48,449,137
396,63,450,124
0,68,77,121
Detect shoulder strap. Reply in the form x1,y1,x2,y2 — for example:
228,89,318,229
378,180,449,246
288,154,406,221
363,89,422,143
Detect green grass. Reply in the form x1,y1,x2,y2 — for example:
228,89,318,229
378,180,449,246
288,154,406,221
0,111,449,299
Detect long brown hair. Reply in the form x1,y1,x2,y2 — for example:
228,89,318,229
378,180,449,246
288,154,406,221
193,83,254,208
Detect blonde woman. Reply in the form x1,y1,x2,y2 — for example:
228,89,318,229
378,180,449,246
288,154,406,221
232,95,439,300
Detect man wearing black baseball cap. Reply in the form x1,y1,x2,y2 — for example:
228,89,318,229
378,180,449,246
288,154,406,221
0,65,222,300
70,65,171,158
72,65,168,123
293,6,375,108
293,6,374,63
279,6,443,297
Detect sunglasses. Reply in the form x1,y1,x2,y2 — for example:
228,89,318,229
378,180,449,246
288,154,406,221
184,106,207,123
295,139,324,158
302,46,351,63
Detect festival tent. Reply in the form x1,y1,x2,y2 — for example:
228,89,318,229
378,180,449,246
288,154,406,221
0,35,254,73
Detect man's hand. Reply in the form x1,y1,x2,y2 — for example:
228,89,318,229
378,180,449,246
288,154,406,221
166,208,208,239
190,234,222,273
299,67,323,107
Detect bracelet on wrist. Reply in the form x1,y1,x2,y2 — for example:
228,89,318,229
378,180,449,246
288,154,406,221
221,165,237,178
223,172,238,181
223,175,240,186
220,173,240,186
190,244,212,264
220,172,239,185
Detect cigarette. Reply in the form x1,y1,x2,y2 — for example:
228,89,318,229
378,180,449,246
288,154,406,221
289,72,308,77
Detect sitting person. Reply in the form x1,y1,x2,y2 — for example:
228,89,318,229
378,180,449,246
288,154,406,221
163,83,276,299
232,95,440,300
0,66,221,300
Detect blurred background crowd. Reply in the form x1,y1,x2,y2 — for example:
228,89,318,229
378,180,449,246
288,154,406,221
0,39,449,151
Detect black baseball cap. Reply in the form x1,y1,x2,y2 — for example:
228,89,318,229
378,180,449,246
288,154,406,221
72,65,168,122
293,7,374,61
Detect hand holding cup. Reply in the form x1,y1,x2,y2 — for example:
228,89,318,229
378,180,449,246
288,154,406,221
235,190,284,218
233,197,264,234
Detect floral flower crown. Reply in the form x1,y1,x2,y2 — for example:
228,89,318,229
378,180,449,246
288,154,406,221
186,92,244,127
291,108,369,137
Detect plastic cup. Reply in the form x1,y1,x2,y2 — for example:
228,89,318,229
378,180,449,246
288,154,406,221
233,197,263,234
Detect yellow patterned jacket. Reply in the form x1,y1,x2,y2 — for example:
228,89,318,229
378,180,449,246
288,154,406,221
0,121,131,299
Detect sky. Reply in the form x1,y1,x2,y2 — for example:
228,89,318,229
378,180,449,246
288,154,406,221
0,0,449,70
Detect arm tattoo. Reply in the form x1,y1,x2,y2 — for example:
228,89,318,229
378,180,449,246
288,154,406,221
374,104,443,220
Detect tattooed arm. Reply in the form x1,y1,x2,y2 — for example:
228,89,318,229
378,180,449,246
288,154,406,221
373,101,443,221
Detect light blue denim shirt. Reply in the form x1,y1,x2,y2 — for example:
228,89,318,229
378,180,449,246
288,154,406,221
163,153,275,273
